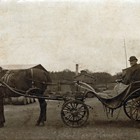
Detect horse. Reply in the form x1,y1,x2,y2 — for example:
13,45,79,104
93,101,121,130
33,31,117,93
0,65,52,128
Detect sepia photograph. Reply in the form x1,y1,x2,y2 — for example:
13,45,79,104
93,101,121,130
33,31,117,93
0,0,140,140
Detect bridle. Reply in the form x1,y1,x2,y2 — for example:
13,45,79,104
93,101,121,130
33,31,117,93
28,68,49,87
30,68,35,88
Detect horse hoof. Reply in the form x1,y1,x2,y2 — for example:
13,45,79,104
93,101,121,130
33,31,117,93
35,123,39,126
40,122,45,126
35,121,40,126
35,122,45,126
0,123,4,128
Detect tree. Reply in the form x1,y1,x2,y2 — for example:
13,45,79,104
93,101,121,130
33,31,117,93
49,70,75,82
92,72,112,84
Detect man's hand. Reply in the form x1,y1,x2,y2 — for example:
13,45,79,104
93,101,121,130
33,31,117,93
116,79,123,83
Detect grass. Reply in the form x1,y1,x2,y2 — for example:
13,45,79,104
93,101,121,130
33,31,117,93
0,98,139,140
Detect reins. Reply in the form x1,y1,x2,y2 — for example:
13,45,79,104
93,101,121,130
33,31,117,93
0,80,47,99
0,69,50,99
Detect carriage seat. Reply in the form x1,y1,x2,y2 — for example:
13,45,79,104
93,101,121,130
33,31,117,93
95,81,140,109
97,83,129,99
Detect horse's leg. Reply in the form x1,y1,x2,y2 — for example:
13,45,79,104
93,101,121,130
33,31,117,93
0,97,5,128
36,98,47,126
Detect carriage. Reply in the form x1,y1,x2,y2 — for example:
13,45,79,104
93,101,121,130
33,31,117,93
1,78,140,128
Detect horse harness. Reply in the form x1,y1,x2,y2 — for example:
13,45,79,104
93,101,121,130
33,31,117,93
29,68,48,87
1,71,14,84
1,69,47,96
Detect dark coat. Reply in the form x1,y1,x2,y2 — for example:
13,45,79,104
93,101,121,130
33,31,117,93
122,64,140,85
0,87,5,126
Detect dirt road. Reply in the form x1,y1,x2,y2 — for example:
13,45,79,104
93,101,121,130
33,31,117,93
0,98,139,140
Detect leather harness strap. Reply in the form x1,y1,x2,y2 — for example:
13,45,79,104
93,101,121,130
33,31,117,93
2,71,14,84
31,68,35,88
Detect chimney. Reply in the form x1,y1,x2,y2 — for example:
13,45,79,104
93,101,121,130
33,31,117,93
75,64,79,76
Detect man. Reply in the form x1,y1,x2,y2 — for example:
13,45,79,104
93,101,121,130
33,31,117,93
113,56,140,96
0,92,5,128
0,67,5,127
122,56,140,85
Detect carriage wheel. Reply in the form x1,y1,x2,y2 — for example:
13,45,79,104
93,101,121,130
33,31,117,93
123,97,137,119
61,100,89,127
130,97,140,121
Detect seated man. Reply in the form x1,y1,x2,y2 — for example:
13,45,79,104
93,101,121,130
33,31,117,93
122,56,140,85
111,56,140,97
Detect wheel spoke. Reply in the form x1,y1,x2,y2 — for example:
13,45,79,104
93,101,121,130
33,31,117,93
78,108,86,112
65,104,72,110
77,105,83,110
137,114,140,119
65,114,72,119
70,102,77,109
131,108,138,115
70,102,74,108
65,115,73,121
74,116,81,121
77,113,84,118
132,110,138,119
73,102,78,109
63,109,71,113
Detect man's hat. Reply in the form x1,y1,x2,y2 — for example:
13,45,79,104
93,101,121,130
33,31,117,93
129,56,138,61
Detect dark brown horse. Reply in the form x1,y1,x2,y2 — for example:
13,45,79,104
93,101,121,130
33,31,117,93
0,65,51,128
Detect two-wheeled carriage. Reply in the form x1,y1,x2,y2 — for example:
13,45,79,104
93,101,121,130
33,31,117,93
60,81,140,127
1,80,140,128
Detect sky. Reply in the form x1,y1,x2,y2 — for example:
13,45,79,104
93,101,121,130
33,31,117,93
0,0,140,75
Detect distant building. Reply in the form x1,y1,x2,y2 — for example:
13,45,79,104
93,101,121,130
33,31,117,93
1,64,49,72
74,70,96,84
